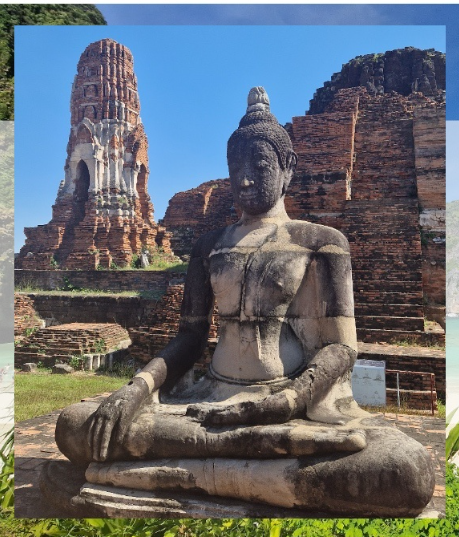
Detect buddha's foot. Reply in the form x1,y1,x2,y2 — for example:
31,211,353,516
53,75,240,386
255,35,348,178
289,426,366,456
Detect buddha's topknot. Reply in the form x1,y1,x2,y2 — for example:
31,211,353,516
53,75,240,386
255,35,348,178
227,87,294,170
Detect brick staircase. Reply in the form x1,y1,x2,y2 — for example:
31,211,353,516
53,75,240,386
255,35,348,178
342,198,425,340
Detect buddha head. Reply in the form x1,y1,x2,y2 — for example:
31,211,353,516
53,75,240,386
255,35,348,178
227,87,297,215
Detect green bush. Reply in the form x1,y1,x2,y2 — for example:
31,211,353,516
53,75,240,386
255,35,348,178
0,516,451,537
68,355,85,371
0,4,106,120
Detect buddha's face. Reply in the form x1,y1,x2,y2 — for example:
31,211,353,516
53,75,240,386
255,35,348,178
228,138,291,215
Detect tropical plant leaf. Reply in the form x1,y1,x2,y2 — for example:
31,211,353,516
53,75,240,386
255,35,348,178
446,406,459,427
446,422,459,460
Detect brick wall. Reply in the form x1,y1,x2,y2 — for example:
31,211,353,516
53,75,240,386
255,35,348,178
129,284,219,364
413,106,446,307
162,179,238,258
14,294,45,340
14,269,184,293
16,293,157,330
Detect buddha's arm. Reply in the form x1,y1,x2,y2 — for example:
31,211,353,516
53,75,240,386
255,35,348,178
190,343,356,426
286,239,358,419
134,249,214,392
88,240,214,461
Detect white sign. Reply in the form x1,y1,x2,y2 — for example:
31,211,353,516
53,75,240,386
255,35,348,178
351,359,386,406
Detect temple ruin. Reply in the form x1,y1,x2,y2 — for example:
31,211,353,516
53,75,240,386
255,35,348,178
163,48,446,342
16,38,172,270
14,45,445,408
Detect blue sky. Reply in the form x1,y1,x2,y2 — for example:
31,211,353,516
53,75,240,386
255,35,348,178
14,6,451,250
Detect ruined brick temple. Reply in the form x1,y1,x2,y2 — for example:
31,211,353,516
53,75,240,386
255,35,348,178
16,46,445,349
16,39,171,270
14,45,446,412
163,48,445,341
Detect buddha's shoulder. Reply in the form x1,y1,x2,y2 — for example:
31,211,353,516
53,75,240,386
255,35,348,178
190,227,227,258
284,220,350,253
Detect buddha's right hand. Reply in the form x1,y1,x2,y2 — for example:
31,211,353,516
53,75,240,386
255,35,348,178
186,388,299,426
87,379,148,462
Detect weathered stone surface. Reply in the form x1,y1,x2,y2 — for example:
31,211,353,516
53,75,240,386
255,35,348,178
38,459,321,518
80,423,433,517
54,395,434,517
16,39,174,271
52,363,74,375
51,86,435,517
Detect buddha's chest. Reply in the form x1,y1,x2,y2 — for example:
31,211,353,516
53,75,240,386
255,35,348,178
209,246,309,319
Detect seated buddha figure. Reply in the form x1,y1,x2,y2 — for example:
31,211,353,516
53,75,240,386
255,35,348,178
55,87,434,517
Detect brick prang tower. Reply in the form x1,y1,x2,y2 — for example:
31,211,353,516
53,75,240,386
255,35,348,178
17,38,171,270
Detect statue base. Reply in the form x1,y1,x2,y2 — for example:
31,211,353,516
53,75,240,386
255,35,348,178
40,416,435,519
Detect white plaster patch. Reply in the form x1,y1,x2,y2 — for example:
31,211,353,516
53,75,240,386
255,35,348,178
419,209,445,231
317,244,348,254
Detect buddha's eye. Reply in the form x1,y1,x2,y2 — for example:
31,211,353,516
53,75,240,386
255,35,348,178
255,160,269,169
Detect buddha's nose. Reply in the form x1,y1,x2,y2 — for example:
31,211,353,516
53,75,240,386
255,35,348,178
241,177,254,188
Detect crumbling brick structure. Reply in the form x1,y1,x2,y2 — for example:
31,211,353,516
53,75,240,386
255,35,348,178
163,48,445,340
163,179,239,258
15,322,131,369
16,39,172,270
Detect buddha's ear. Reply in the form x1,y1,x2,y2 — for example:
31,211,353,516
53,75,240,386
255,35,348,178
281,151,297,196
281,167,293,197
288,151,298,172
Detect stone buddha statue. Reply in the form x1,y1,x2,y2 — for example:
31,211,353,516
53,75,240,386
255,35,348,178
54,87,434,517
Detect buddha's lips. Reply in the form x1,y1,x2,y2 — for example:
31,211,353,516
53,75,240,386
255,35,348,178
239,189,258,201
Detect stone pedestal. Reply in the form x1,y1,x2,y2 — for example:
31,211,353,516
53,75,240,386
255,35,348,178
41,415,435,518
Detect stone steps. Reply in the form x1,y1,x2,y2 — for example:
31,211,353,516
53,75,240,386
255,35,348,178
351,290,422,304
342,197,425,334
355,304,424,317
351,272,422,285
356,315,424,331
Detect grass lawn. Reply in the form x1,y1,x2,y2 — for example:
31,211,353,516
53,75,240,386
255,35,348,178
15,371,130,422
16,370,446,423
